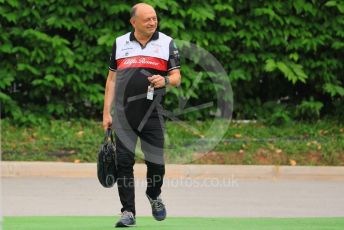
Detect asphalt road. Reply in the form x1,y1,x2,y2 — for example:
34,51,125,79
2,177,344,217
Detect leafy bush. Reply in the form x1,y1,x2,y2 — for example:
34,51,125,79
295,98,324,120
1,0,343,124
254,101,292,126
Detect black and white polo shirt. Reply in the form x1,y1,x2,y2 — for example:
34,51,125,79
108,31,180,129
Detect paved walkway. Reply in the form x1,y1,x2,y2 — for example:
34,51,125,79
2,162,344,217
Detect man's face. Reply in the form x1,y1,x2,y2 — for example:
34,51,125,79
131,7,158,37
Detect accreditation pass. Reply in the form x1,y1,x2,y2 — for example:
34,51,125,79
147,84,154,100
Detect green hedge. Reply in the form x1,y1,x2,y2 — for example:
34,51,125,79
1,0,343,124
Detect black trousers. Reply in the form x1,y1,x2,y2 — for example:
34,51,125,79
115,118,165,216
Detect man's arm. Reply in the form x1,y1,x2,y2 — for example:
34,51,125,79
148,38,181,88
147,69,181,88
167,69,181,87
102,70,116,129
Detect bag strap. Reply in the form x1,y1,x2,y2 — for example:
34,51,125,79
104,128,114,143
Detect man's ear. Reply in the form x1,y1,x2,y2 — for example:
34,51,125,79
130,18,135,27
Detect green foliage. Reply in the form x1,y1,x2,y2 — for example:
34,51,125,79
0,0,131,124
265,59,308,84
265,103,292,126
295,98,324,120
0,0,343,124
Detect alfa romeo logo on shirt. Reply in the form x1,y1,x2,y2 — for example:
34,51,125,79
123,57,159,66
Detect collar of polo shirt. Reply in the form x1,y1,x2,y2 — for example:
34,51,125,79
129,31,159,48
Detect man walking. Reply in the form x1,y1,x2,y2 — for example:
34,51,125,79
102,3,181,227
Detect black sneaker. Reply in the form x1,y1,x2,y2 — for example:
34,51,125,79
115,211,136,227
146,194,166,221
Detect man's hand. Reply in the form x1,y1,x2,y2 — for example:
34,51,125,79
148,75,165,88
103,112,112,130
148,70,181,88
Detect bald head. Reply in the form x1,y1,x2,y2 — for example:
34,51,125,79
130,3,158,38
130,3,156,18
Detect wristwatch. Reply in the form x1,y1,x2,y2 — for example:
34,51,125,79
164,75,170,86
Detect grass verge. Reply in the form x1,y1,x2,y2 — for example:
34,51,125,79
1,119,343,165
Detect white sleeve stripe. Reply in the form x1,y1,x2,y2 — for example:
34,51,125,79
168,66,180,71
108,67,117,71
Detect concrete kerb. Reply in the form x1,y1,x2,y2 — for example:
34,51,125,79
1,161,344,180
